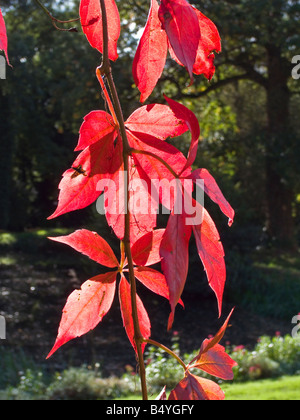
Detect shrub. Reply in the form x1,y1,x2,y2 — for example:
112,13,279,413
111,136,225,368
0,369,47,400
46,367,131,400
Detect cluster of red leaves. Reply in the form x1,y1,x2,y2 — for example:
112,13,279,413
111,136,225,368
0,8,10,65
47,95,234,343
45,0,235,400
133,0,221,102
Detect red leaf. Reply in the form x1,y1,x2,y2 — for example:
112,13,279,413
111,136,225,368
164,95,200,172
48,131,116,219
133,267,184,307
0,8,10,66
132,0,168,103
199,308,235,355
131,229,165,267
190,343,237,380
125,103,188,141
169,372,225,400
192,205,226,317
160,208,192,329
129,131,188,178
158,0,200,82
167,6,221,81
191,7,221,80
47,271,117,359
156,386,167,400
187,309,236,380
76,111,117,151
49,229,119,268
79,0,120,61
104,149,158,243
128,131,190,211
190,168,235,226
119,275,151,354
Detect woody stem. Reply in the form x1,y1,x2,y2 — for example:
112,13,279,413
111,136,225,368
99,0,148,401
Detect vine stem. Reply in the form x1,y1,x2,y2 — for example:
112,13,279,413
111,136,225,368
33,0,79,31
99,0,148,401
95,68,119,127
144,339,188,371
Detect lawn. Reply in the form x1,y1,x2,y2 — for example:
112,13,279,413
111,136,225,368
222,376,300,400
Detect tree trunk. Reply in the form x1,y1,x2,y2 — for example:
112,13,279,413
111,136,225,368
265,45,297,251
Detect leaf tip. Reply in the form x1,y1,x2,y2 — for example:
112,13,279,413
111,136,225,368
47,212,58,221
167,311,175,331
46,345,57,360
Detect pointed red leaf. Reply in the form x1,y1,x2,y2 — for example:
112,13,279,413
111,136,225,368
133,0,168,103
0,9,10,66
167,6,221,81
119,275,151,354
169,372,225,401
187,309,236,380
158,0,200,81
190,169,235,226
199,308,235,355
133,267,184,307
160,208,192,329
164,95,200,172
125,103,188,141
192,7,221,80
128,131,188,178
156,386,167,400
131,229,165,267
47,271,117,359
48,131,116,220
192,204,226,317
128,131,190,211
80,0,120,61
49,229,118,268
76,111,117,151
104,146,158,243
190,343,237,380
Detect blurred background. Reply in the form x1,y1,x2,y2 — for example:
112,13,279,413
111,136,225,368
0,0,300,399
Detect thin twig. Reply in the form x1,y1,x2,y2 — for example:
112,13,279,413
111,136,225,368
34,0,79,32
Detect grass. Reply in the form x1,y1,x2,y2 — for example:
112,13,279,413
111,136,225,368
116,376,300,400
222,376,300,400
